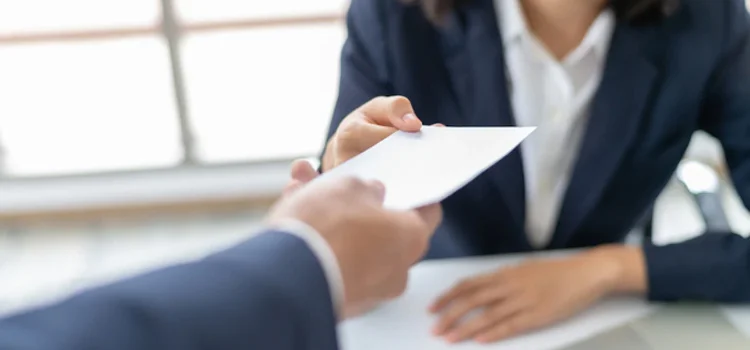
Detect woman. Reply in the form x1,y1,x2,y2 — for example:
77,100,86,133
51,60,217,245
314,0,750,344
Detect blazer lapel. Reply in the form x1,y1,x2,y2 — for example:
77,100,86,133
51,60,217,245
455,0,527,236
551,24,660,247
437,10,473,120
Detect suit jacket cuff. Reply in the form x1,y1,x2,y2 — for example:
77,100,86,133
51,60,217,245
208,232,340,349
643,232,750,302
268,219,345,319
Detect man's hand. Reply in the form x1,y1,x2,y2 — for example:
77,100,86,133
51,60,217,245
268,169,443,318
283,159,321,196
429,246,646,344
322,96,423,172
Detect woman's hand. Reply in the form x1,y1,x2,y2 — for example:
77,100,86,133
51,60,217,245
429,246,646,344
322,96,423,172
284,95,423,192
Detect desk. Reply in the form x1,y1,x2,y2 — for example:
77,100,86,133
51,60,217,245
341,175,750,350
340,253,750,349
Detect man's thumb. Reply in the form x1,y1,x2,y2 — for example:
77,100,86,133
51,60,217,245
291,159,319,183
361,180,387,205
416,203,443,233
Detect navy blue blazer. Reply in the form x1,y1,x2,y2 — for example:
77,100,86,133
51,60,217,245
0,232,339,350
327,0,750,302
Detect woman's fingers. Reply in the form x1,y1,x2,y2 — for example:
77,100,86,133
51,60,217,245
444,295,530,343
326,95,429,170
474,310,544,344
340,121,399,154
359,96,422,132
432,285,511,335
430,273,497,313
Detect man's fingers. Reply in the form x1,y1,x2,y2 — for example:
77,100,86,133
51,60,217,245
385,270,410,299
339,177,386,205
389,203,441,264
362,180,387,204
344,300,380,319
284,160,319,197
283,180,304,197
416,204,443,233
359,96,422,132
290,159,318,183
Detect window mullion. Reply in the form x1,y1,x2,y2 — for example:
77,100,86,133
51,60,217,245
161,0,196,165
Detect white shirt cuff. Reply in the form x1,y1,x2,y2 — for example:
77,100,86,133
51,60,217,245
268,219,345,319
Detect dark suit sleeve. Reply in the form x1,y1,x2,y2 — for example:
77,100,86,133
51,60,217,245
644,1,750,302
324,0,392,143
0,232,339,350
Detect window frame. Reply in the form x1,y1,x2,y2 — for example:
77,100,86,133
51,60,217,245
0,0,343,176
0,0,343,217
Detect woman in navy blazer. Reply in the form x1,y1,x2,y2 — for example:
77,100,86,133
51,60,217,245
318,0,750,344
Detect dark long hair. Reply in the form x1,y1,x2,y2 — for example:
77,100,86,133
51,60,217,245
404,0,680,25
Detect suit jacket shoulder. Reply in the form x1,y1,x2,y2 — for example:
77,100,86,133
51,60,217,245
0,231,339,350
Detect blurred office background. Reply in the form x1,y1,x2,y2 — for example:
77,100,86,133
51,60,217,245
0,0,749,317
0,0,347,315
0,0,345,176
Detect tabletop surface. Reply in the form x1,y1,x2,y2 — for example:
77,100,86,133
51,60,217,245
339,253,750,350
340,172,750,350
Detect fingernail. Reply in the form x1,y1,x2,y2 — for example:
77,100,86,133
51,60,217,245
402,113,417,121
433,325,448,335
445,333,459,343
371,180,386,193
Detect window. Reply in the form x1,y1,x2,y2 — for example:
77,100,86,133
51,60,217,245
0,38,182,176
3,1,748,178
0,0,159,33
0,1,347,178
181,22,345,163
176,0,346,22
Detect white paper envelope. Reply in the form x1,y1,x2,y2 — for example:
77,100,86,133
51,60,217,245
317,126,535,210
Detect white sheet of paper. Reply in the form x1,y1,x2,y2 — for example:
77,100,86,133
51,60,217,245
317,126,535,210
339,253,657,350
